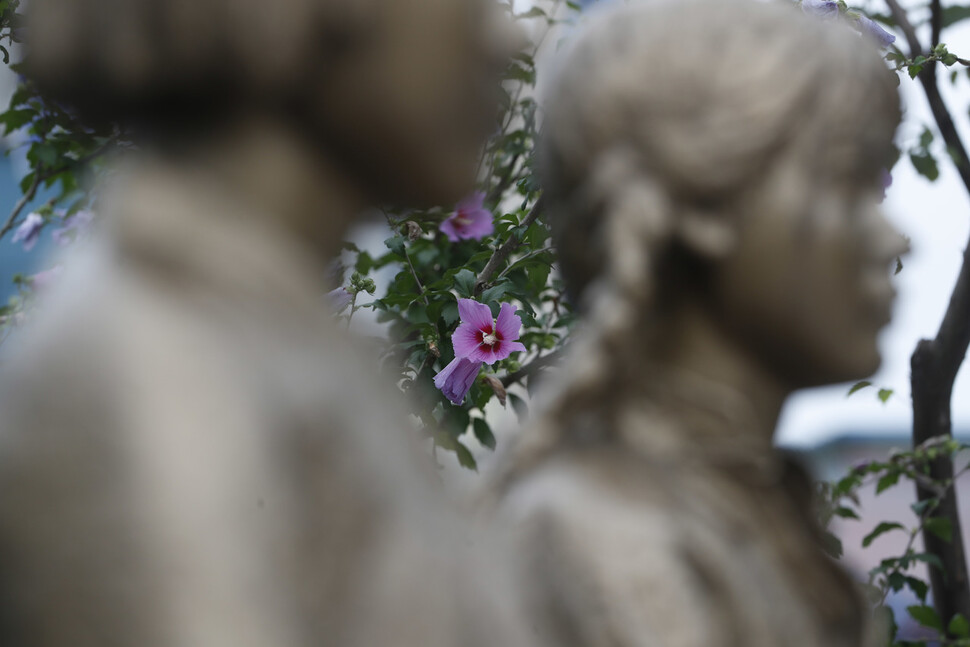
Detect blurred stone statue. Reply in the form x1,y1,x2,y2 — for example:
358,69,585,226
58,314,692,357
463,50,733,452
490,1,908,645
0,1,532,646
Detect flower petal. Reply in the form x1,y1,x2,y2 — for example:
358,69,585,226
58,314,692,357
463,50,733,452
456,191,487,213
458,298,493,331
858,15,895,48
453,322,484,358
439,218,462,242
495,302,523,342
433,357,482,404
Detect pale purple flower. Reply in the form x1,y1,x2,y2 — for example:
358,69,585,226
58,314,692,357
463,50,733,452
51,210,94,246
857,15,896,49
11,212,44,251
452,298,527,365
328,287,353,311
29,265,64,289
439,192,494,242
802,0,838,19
433,356,483,405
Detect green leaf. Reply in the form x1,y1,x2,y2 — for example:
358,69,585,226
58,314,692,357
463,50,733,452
833,506,861,520
848,380,872,396
820,530,843,559
508,392,529,423
905,576,929,602
473,418,496,451
481,281,511,304
862,521,905,547
441,300,459,326
912,552,945,572
925,517,954,543
942,5,970,28
877,388,893,404
949,613,970,638
907,604,943,632
876,471,901,494
453,269,477,298
383,235,405,257
455,441,478,471
910,151,940,181
895,256,904,275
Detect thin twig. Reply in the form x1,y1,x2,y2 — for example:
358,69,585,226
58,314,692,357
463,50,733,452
0,138,117,240
475,195,545,294
0,173,41,240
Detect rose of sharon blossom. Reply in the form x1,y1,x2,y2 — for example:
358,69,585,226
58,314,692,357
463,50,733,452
433,298,527,405
452,299,527,364
327,287,353,311
439,192,494,242
11,212,44,251
29,265,64,289
857,15,896,48
433,357,483,405
51,209,94,246
801,0,838,19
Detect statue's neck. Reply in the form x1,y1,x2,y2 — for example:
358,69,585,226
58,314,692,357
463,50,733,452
162,115,367,263
626,301,790,454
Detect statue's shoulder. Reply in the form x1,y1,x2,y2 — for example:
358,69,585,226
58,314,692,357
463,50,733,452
497,448,722,647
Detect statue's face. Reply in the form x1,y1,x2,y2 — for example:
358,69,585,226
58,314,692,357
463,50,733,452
712,157,908,388
315,0,519,206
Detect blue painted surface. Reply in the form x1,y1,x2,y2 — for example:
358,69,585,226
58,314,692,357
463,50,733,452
0,149,58,303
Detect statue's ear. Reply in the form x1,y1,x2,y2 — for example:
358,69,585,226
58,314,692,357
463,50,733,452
676,209,737,260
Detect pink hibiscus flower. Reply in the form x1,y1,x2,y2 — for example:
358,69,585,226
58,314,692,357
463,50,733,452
452,298,526,364
433,357,483,405
439,192,494,242
433,298,527,405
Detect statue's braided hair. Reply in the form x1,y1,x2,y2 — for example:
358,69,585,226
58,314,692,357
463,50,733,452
491,0,900,493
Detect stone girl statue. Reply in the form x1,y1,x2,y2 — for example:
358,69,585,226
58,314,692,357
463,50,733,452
0,2,533,647
491,1,908,645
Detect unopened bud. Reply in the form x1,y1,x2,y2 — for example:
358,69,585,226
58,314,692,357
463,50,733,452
482,374,507,407
405,220,422,241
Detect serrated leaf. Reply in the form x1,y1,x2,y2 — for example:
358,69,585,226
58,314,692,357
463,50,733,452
907,604,943,631
925,516,953,543
441,300,459,326
862,521,905,547
481,281,511,303
453,269,477,298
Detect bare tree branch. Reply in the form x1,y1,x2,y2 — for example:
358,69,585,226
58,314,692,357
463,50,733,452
886,0,970,628
475,195,545,294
